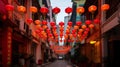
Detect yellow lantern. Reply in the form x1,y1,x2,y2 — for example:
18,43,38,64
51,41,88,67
17,6,26,13
90,41,96,44
76,7,85,14
88,5,97,13
30,6,38,13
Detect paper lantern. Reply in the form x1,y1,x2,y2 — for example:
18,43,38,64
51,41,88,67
17,6,26,13
35,20,41,25
74,25,79,30
27,18,33,24
5,5,14,11
30,6,38,13
50,21,56,26
88,5,97,13
67,21,72,26
40,7,48,15
59,21,64,26
93,19,100,24
76,7,85,14
82,25,87,29
52,7,60,14
101,4,110,11
89,24,94,28
76,21,82,26
85,20,92,25
42,20,47,25
65,7,72,14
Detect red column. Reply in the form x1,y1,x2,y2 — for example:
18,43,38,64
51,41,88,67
2,27,12,67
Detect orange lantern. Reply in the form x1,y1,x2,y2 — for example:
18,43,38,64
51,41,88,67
42,25,48,29
89,24,94,28
76,7,85,14
74,25,79,30
35,20,41,25
17,6,26,13
30,6,38,13
36,25,41,29
101,4,110,11
79,29,83,32
88,5,97,13
81,24,87,29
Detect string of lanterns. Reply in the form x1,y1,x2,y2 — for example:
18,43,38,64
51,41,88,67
5,4,110,55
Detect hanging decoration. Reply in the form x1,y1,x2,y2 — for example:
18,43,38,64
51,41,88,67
5,5,14,11
30,6,38,13
65,7,72,14
17,6,26,13
101,4,110,11
52,7,61,14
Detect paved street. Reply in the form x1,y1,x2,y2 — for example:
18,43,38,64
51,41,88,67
43,60,74,67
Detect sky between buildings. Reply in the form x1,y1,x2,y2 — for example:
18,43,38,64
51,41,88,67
50,0,72,25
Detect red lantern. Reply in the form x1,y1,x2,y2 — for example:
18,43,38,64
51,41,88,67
93,19,100,24
42,20,47,25
76,7,85,14
50,21,56,26
85,20,92,25
65,7,72,14
40,7,48,15
67,21,72,26
30,6,38,13
88,5,97,13
53,26,57,30
76,21,82,26
5,5,14,11
27,18,33,24
52,7,60,14
59,21,64,26
101,4,110,11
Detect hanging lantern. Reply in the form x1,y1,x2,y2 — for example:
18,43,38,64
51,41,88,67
65,7,72,14
5,5,14,11
81,25,87,29
93,18,100,24
30,6,38,13
35,20,41,25
76,7,85,14
50,21,56,26
59,21,64,26
17,6,26,13
101,4,110,11
42,20,47,25
76,21,82,26
27,18,33,24
89,24,94,28
36,25,41,29
40,7,48,15
85,20,92,25
79,29,83,33
67,21,72,26
52,7,61,14
74,25,79,30
88,5,97,13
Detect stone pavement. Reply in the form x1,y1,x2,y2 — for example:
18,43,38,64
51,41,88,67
43,60,74,67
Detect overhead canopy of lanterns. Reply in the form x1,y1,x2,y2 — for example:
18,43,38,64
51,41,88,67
5,4,110,55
